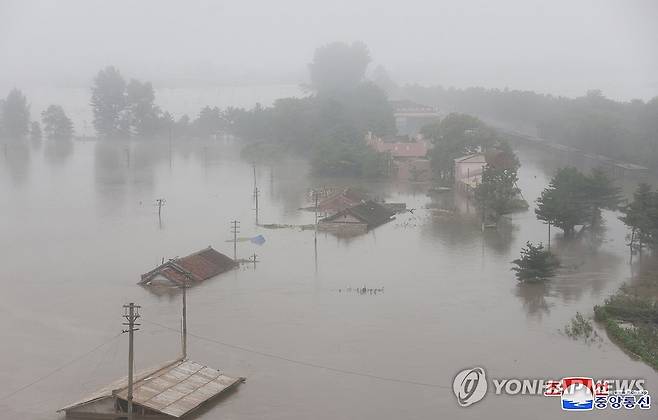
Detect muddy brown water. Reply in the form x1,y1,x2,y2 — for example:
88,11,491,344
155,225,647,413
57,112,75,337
0,140,655,419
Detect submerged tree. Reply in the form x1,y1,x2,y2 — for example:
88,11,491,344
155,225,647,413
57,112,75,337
125,79,161,138
536,167,600,238
585,168,621,226
91,66,128,139
511,242,560,283
619,183,658,256
423,113,496,182
29,121,42,143
2,89,30,140
474,163,521,221
41,105,74,141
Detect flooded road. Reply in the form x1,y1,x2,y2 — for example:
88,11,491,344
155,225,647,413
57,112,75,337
0,140,655,419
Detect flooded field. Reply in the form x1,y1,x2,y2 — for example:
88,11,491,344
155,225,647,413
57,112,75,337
0,140,656,419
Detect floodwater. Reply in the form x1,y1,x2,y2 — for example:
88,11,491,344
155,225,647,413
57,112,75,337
0,139,655,419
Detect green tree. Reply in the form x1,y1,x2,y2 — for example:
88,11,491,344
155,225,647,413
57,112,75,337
91,66,128,139
41,105,74,141
585,168,621,226
512,242,560,282
2,89,30,140
423,113,496,182
619,183,658,254
474,164,521,220
535,167,593,238
309,41,370,95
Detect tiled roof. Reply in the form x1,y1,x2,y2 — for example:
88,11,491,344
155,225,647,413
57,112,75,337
321,200,395,228
140,247,236,285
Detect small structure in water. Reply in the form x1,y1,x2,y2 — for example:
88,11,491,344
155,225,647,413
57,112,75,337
318,200,395,236
139,246,236,287
58,359,244,419
315,187,370,214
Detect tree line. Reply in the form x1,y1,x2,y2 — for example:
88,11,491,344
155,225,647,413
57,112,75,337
226,42,396,177
0,89,74,142
402,85,658,169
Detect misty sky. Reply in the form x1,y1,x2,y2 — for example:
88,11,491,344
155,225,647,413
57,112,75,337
1,0,657,100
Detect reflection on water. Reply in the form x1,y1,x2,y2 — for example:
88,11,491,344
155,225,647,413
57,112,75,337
44,139,74,165
0,141,656,420
2,141,31,185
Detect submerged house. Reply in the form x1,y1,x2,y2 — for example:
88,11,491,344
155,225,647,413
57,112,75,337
453,153,487,192
315,187,369,215
140,247,236,287
365,133,432,181
318,200,395,236
454,149,518,193
389,100,440,136
59,358,244,419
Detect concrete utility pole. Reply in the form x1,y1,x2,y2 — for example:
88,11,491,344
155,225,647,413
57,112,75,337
230,220,240,261
122,303,141,420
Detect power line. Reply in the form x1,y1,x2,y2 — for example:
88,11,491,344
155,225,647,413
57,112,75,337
0,332,123,401
144,321,449,390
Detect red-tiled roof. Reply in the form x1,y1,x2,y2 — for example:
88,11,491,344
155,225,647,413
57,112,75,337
140,247,236,286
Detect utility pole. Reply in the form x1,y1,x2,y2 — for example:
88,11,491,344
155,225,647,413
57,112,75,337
168,125,173,169
181,278,188,360
122,303,141,420
155,198,166,228
254,187,259,225
253,163,259,225
252,162,257,193
230,220,240,261
547,222,551,251
313,189,319,227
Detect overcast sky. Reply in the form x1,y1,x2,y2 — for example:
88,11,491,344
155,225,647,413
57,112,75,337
1,0,657,100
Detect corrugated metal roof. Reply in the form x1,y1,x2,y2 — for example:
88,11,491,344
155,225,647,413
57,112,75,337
115,360,242,418
58,359,181,412
59,359,244,418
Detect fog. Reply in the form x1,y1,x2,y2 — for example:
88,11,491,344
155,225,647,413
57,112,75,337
1,0,657,100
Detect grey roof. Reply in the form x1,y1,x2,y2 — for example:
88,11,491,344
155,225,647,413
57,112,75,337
321,200,395,228
59,359,244,418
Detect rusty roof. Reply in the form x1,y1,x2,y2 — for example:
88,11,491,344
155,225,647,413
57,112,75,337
140,246,236,286
59,359,244,418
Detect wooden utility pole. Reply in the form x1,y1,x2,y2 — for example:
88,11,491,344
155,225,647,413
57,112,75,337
254,187,259,225
156,198,166,218
313,190,319,227
122,303,141,420
253,163,259,225
168,126,173,169
230,220,240,261
547,222,551,251
156,198,166,228
181,280,188,360
252,162,257,193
